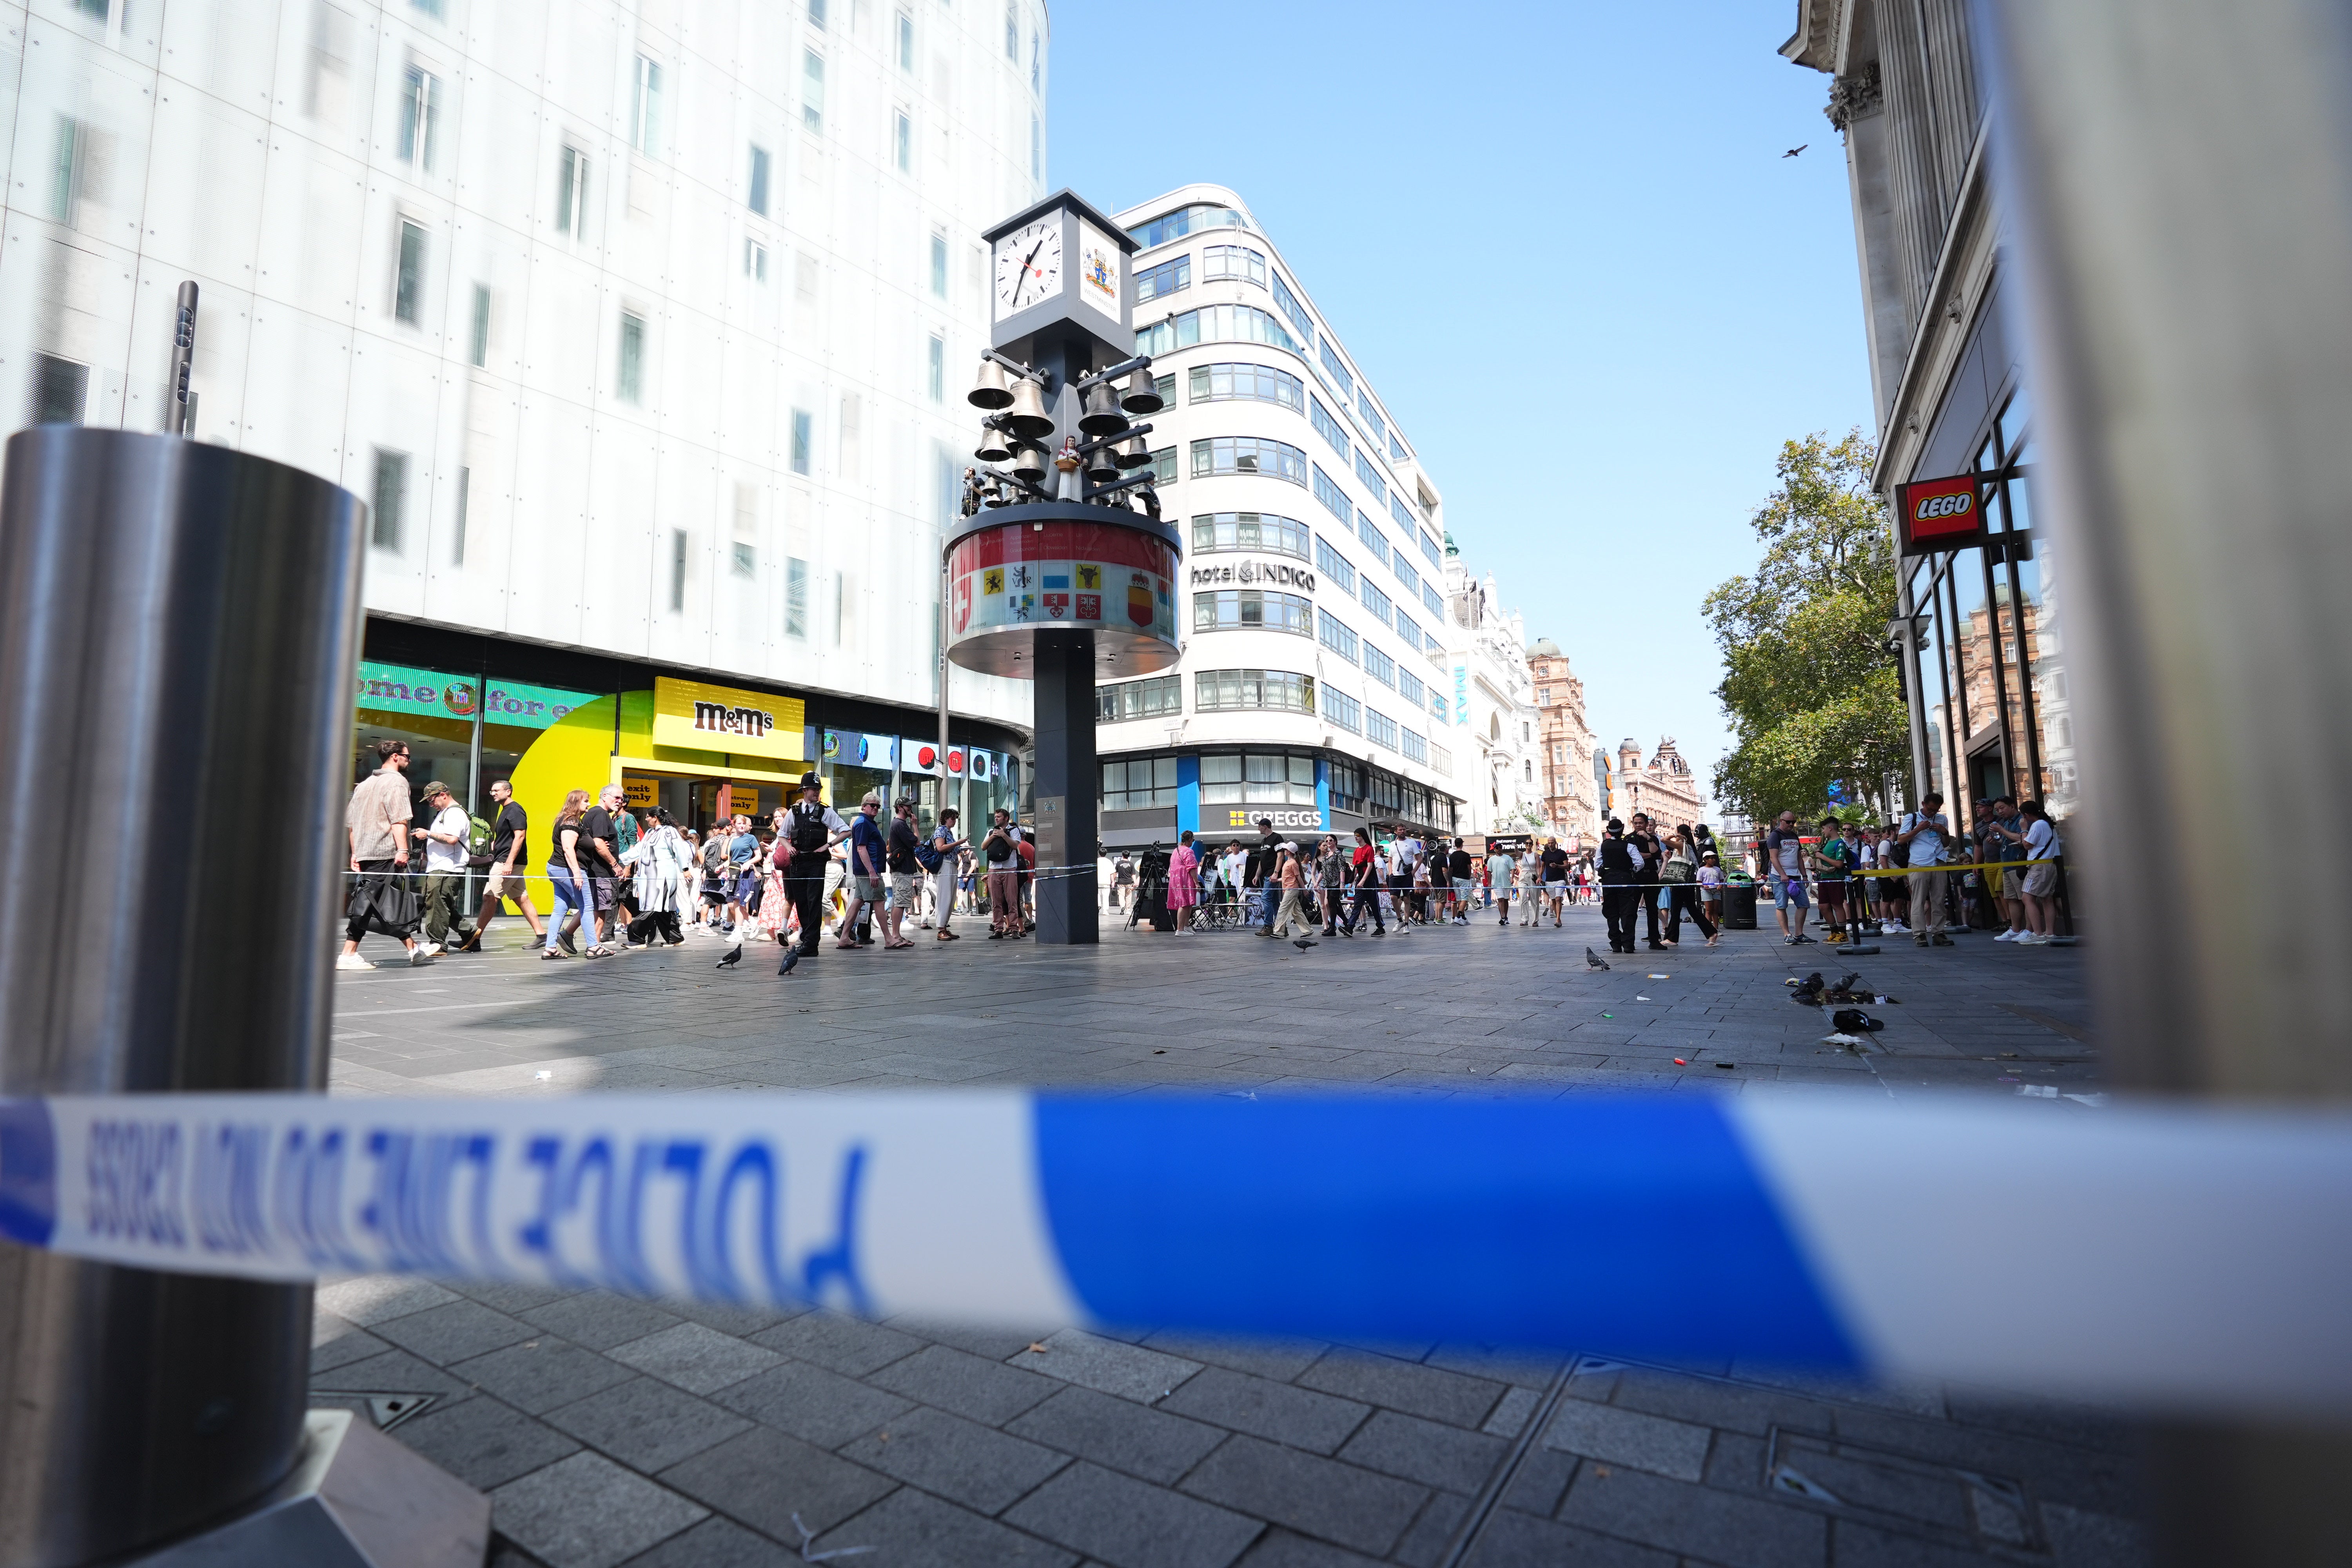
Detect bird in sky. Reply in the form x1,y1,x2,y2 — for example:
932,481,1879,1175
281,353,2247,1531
1784,144,1808,158
1585,947,1611,971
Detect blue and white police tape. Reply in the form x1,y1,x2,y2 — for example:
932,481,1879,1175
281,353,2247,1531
2,1091,2347,1416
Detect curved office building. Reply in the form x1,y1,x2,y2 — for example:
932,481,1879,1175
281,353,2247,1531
1096,185,1463,855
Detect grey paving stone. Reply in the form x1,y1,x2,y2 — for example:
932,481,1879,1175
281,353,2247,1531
2041,1502,2153,1568
1828,1519,2002,1568
370,1299,540,1365
837,1403,1071,1515
391,1394,580,1491
316,1274,460,1326
712,1359,915,1447
1008,1385,1230,1485
1540,1397,1713,1482
1141,1334,1325,1385
492,1451,708,1568
1231,1530,1385,1567
884,1316,1052,1361
748,1310,924,1376
456,1281,577,1316
1390,1491,1472,1568
1296,1352,1506,1430
1609,1366,1848,1439
1019,1328,1207,1403
1003,1462,1264,1568
1496,1447,1576,1517
521,1293,687,1352
812,1486,1080,1568
1480,1386,1541,1438
1422,1346,1567,1390
657,1427,897,1540
618,1515,796,1567
1458,1508,1678,1568
608,1322,784,1396
1181,1434,1430,1558
662,1299,800,1339
1338,1409,1510,1495
868,1343,1062,1425
454,1337,637,1416
544,1377,751,1472
1555,1465,1828,1568
1159,1367,1371,1456
310,1312,388,1373
310,1347,482,1402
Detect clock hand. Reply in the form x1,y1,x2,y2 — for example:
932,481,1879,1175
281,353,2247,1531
1018,238,1045,297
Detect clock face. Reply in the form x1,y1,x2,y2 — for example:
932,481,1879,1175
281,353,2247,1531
995,220,1062,319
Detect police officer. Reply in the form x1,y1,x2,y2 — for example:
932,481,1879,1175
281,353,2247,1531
778,772,848,963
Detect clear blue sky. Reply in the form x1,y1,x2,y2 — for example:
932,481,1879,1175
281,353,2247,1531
1047,1,1876,811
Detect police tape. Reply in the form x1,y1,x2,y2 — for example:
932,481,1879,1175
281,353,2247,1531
1849,859,2062,878
3,1091,2348,1416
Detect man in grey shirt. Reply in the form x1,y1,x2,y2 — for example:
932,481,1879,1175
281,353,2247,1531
1895,791,1955,947
339,739,429,970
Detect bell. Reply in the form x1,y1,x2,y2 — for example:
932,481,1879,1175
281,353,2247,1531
975,419,1013,463
1005,376,1054,440
981,472,1011,507
1114,432,1152,470
1010,441,1048,483
1078,380,1130,437
1119,367,1165,415
968,358,1013,410
1084,439,1122,484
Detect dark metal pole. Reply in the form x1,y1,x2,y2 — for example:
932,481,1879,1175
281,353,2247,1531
0,428,365,1566
1980,1,2352,1559
1031,628,1099,944
166,281,198,437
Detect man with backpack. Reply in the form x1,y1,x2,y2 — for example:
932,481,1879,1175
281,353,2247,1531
1895,791,1955,948
982,808,1023,938
919,806,965,939
777,774,848,962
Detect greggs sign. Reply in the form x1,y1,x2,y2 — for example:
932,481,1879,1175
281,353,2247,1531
1895,472,1987,555
652,677,806,760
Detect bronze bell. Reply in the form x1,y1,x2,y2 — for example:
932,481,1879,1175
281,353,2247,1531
1119,367,1165,415
981,472,1011,507
1114,432,1153,470
1078,380,1130,437
1084,439,1122,484
968,358,1013,410
975,419,1013,463
1010,440,1048,482
1005,376,1054,440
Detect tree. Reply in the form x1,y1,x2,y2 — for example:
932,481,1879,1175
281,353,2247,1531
1705,430,1910,824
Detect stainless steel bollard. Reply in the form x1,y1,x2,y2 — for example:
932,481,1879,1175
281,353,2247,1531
0,428,364,1566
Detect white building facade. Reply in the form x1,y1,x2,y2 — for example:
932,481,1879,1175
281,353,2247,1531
1441,554,1545,838
1090,184,1465,852
3,0,1050,857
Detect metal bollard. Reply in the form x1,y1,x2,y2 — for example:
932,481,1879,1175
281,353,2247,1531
0,428,363,1566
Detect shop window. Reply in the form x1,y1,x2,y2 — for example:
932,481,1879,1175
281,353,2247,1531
1102,756,1177,810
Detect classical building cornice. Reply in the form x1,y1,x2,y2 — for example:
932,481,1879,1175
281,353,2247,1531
1779,0,1847,72
1826,60,1883,129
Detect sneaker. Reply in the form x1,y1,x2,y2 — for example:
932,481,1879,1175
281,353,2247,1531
1915,935,1931,947
559,929,580,956
2016,931,2051,946
1994,929,2018,942
335,952,376,971
408,946,434,967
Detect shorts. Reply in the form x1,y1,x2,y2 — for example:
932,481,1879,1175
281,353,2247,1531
702,878,730,906
853,874,885,904
889,871,918,906
2023,862,2058,898
1543,880,1565,895
1773,877,1809,910
2001,868,2027,900
1817,878,1848,904
588,875,619,912
730,866,758,901
1452,878,1475,899
486,870,528,899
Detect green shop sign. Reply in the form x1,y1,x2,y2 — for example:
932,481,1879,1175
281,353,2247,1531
356,661,597,731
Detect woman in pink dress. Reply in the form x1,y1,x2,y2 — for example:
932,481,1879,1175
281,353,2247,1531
1165,830,1200,932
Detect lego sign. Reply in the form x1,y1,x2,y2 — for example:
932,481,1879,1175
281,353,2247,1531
1895,473,1987,555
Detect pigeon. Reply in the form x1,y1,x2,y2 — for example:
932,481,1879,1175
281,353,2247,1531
1291,937,1318,951
1585,948,1611,971
715,939,744,970
1784,143,1808,158
777,944,801,976
1789,971,1825,1005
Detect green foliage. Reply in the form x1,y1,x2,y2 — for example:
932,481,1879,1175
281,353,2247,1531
1706,430,1909,823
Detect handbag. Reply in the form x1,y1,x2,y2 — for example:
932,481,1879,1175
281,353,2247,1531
347,872,420,938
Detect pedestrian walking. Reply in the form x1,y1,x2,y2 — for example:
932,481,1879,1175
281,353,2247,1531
1341,826,1388,936
1446,838,1475,924
1662,825,1719,947
834,792,887,950
696,824,730,930
1112,852,1135,914
1267,844,1314,937
982,808,1022,938
2011,800,2062,944
1895,792,1955,947
1764,811,1814,946
1485,841,1516,927
1541,837,1570,926
1167,830,1200,932
411,779,471,956
608,798,641,939
623,808,692,945
544,789,599,959
1244,817,1280,935
922,808,966,940
1628,813,1668,951
1316,837,1347,931
1697,850,1724,938
461,778,541,951
882,796,922,949
577,786,626,949
1599,818,1639,954
1515,849,1541,926
339,738,430,970
777,773,849,962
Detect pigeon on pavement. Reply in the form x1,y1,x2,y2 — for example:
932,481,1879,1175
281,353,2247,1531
1291,937,1318,951
715,939,743,970
1585,947,1611,971
777,944,800,976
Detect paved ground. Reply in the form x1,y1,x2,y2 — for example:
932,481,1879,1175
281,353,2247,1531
315,903,2147,1568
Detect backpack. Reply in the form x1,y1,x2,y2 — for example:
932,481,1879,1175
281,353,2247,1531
914,833,943,872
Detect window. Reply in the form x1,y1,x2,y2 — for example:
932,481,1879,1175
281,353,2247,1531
1102,756,1179,809
1311,465,1349,520
1096,674,1182,722
1430,742,1451,775
930,232,948,297
31,354,87,425
896,10,915,69
802,51,826,133
1124,203,1248,248
1193,512,1310,559
1202,244,1266,287
556,145,587,236
1422,583,1445,619
1195,589,1312,635
1030,113,1039,180
745,239,767,280
730,540,756,578
1194,437,1307,485
1429,688,1449,728
1394,557,1421,599
1318,610,1357,664
1270,271,1313,344
1134,255,1190,303
393,220,425,323
399,64,441,171
894,109,911,171
1310,397,1348,459
1420,530,1443,568
1364,644,1396,688
1391,433,1409,462
1318,339,1353,400
630,55,663,154
797,249,821,302
1149,446,1176,485
452,466,470,563
1030,31,1040,91
1195,669,1314,714
927,334,944,402
1188,361,1301,411
370,449,407,552
1402,729,1428,764
1357,394,1385,448
1152,372,1175,407
617,311,645,403
1390,492,1415,533
1324,691,1362,735
669,529,687,611
1355,452,1385,502
47,116,84,224
1313,535,1356,592
1004,0,1017,58
1198,753,1316,806
748,145,770,214
1360,577,1394,629
1355,509,1391,568
809,0,827,26
790,409,813,473
411,0,442,16
1134,303,1299,357
1398,669,1425,708
468,283,490,366
786,557,811,635
1365,708,1398,750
